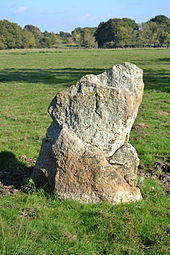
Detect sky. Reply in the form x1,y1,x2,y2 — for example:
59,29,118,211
0,0,170,33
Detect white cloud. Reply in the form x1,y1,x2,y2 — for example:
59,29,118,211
14,6,28,14
75,13,110,24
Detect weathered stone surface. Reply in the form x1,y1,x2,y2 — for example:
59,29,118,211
34,62,144,204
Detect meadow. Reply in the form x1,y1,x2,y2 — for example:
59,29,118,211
0,48,170,255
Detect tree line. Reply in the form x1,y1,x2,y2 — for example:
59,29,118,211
0,15,170,49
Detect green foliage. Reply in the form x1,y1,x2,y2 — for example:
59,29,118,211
0,178,169,255
59,31,73,45
95,18,139,48
95,15,170,48
72,27,97,48
24,25,43,47
39,37,53,48
160,32,170,47
0,20,24,49
0,35,6,49
150,15,170,28
0,20,71,49
22,30,36,48
0,15,170,49
22,178,36,193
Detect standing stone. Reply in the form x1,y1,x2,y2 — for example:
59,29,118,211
34,62,144,204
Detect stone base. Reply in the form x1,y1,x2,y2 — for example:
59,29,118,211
34,125,142,204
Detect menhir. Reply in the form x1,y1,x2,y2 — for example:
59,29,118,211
33,62,144,204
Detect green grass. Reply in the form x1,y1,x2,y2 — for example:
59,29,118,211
0,180,170,255
0,48,170,254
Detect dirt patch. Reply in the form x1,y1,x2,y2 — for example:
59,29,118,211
156,111,170,116
19,208,38,220
132,123,149,130
139,161,170,195
0,181,20,195
20,155,36,164
163,100,170,104
63,232,77,243
163,121,170,127
132,123,149,135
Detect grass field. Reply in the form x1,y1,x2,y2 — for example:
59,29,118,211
0,48,170,254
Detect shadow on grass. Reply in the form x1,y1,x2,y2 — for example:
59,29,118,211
0,151,33,192
0,68,103,85
156,58,170,62
0,67,169,93
144,69,170,93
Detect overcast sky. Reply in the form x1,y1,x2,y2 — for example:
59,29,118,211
0,0,170,33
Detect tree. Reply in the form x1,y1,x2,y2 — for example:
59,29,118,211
164,32,170,47
39,32,57,48
148,15,170,46
0,35,6,49
150,15,170,27
39,37,52,48
160,31,170,47
95,20,113,47
39,31,59,48
95,18,138,48
59,31,73,44
122,18,139,30
82,29,97,48
138,15,170,47
22,30,36,48
24,25,43,47
72,28,81,44
138,22,162,47
72,27,97,48
0,20,24,49
59,31,72,38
